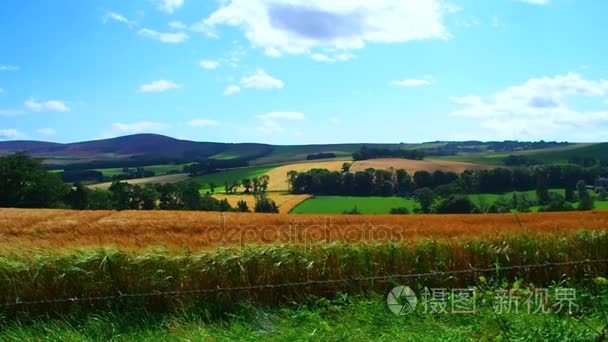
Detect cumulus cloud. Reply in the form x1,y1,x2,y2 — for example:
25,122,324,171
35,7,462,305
224,85,241,96
241,69,284,89
0,65,19,72
138,80,181,93
203,0,452,57
37,128,56,136
391,77,432,87
449,73,608,139
0,129,25,140
169,21,187,29
256,111,305,134
24,99,70,112
154,0,184,14
199,59,219,69
187,119,220,127
111,121,169,134
138,28,189,43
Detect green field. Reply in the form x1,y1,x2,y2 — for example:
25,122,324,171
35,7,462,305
468,189,564,205
291,196,418,214
95,164,190,177
435,143,598,165
189,165,275,193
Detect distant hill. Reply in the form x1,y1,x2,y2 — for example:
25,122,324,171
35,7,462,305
0,134,273,163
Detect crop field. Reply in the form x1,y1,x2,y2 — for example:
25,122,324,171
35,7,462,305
290,196,419,214
350,158,492,173
189,165,275,193
88,173,190,190
2,208,608,251
212,193,311,213
265,160,346,191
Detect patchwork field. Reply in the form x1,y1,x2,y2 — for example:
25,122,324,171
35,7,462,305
88,173,190,190
350,158,491,173
189,165,275,193
265,160,346,191
2,208,608,251
212,193,311,213
290,196,419,214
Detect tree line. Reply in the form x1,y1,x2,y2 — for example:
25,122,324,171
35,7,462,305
352,146,425,161
0,153,279,213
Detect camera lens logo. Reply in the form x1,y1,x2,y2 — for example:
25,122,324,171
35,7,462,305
387,286,418,315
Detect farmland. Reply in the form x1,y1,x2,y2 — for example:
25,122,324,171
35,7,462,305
94,163,189,177
212,193,311,213
350,158,491,173
88,173,190,190
2,208,608,251
265,160,346,191
290,196,418,214
189,165,274,193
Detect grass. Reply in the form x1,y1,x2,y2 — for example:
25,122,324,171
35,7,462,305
468,189,564,205
188,165,275,193
290,196,419,214
2,284,607,341
95,164,190,177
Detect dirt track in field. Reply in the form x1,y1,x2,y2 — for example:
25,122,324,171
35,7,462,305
350,158,492,174
1,208,607,251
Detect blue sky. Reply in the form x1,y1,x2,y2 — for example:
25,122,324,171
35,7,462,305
1,0,607,144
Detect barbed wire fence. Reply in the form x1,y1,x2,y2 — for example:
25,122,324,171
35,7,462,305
2,257,607,309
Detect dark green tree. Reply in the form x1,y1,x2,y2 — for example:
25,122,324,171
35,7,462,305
577,180,594,211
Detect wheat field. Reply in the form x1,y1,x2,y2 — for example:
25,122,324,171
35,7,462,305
1,208,608,251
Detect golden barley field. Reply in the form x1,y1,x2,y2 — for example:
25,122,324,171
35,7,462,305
350,158,491,174
1,208,608,251
212,193,311,213
265,160,345,191
88,173,190,190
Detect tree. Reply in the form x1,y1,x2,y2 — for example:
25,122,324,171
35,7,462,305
180,182,203,210
341,163,352,173
208,182,216,194
577,180,594,211
536,172,551,205
389,207,410,215
0,152,68,208
139,185,159,210
109,181,133,210
88,189,112,210
395,169,414,195
254,195,279,213
433,195,479,214
242,178,253,193
414,187,435,214
413,171,433,189
65,182,89,210
286,171,298,192
236,200,250,212
540,193,575,212
258,175,270,193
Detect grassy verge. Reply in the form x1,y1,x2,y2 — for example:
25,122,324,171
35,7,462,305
1,283,607,341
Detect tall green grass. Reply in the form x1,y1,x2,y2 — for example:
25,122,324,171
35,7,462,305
1,231,607,314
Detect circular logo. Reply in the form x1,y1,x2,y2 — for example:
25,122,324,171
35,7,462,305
387,286,418,315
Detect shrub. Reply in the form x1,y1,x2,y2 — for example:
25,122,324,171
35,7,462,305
254,195,279,213
389,207,410,215
433,195,479,214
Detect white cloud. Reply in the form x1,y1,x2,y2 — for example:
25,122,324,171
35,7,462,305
199,59,219,69
311,52,355,63
0,129,25,140
112,121,169,134
518,0,548,4
449,73,608,139
169,21,187,29
138,80,181,93
103,11,134,27
188,119,220,127
241,69,284,89
37,128,56,136
154,0,184,14
391,78,432,87
203,0,452,57
224,85,241,95
24,99,70,112
138,28,189,43
0,65,19,72
256,111,305,135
